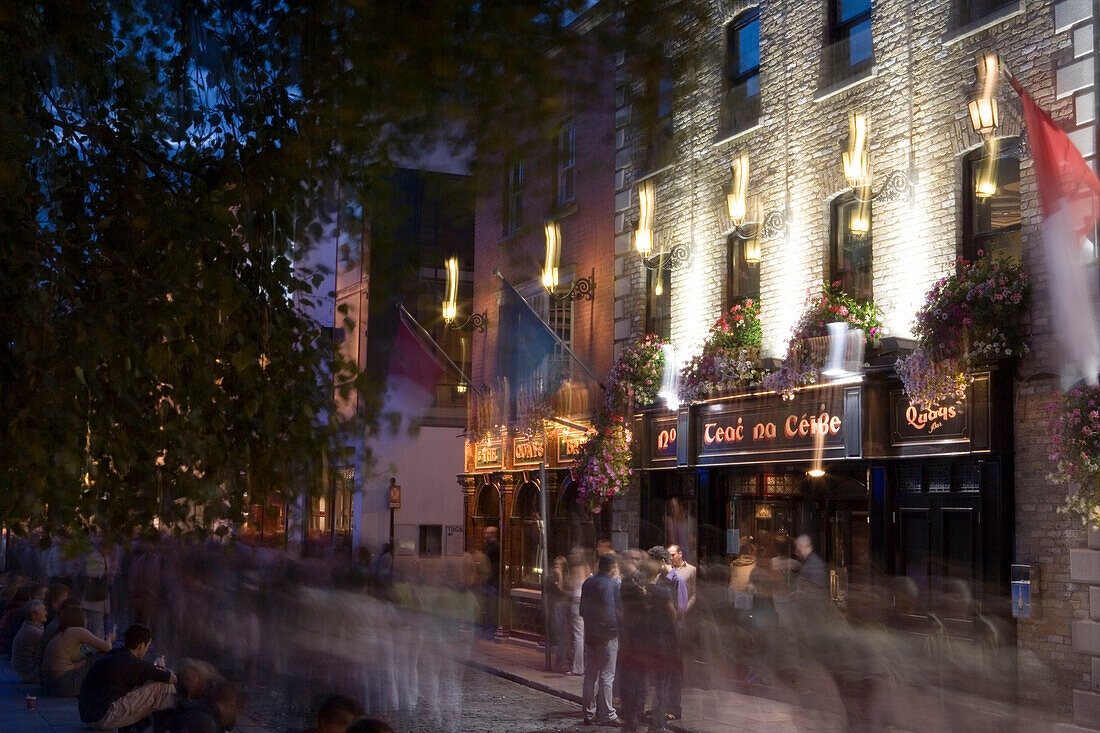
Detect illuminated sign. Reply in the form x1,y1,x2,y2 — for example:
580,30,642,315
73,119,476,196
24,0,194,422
513,437,545,466
558,432,587,462
652,418,678,461
694,386,859,465
890,390,969,445
474,442,503,470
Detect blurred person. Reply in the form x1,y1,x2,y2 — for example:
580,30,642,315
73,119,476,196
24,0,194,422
794,535,828,601
306,694,366,733
44,581,72,625
548,555,571,672
617,551,649,731
80,623,176,731
745,541,779,685
41,604,115,696
34,597,80,678
481,527,500,632
161,681,244,732
666,543,695,721
580,551,622,726
0,582,46,654
728,541,757,616
11,599,47,682
177,659,220,701
596,537,613,556
78,542,112,637
644,547,679,733
567,547,592,676
0,572,26,616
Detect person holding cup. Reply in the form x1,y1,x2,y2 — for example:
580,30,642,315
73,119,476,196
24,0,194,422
79,624,176,731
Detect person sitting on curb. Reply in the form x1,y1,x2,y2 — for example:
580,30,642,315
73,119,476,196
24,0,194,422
158,680,244,733
11,599,47,682
306,694,367,733
41,604,114,696
78,623,176,731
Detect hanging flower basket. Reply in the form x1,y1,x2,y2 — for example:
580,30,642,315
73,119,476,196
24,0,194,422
678,300,764,402
763,282,883,398
572,413,632,513
1051,385,1100,523
896,254,1030,408
607,334,668,414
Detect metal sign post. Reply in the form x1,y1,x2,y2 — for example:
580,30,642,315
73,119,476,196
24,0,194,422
539,460,551,672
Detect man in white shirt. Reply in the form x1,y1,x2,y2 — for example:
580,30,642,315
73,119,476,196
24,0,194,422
666,544,696,721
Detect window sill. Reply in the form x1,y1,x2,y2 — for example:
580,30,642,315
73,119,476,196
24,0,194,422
552,200,578,220
636,162,676,184
814,65,877,103
713,122,764,147
941,1,1025,46
496,229,524,246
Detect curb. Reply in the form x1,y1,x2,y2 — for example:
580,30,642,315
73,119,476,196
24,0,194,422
460,658,694,733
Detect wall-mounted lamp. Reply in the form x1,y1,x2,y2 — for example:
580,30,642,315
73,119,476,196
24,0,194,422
840,113,911,205
726,153,787,244
968,54,1001,136
544,219,595,301
442,256,486,332
635,177,692,272
975,136,1001,200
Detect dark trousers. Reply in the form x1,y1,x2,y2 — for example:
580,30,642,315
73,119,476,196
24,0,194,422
667,642,683,716
617,647,647,730
650,662,673,732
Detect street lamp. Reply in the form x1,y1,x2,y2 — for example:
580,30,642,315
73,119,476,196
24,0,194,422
442,256,486,332
543,218,594,301
839,113,911,235
968,54,1001,136
635,178,692,272
726,153,786,245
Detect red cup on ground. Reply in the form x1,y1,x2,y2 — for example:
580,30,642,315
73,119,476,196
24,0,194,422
26,695,36,710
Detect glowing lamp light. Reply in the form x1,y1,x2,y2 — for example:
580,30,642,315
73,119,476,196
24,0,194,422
442,257,459,323
744,236,762,263
727,154,749,226
849,200,871,235
808,468,826,478
542,219,561,291
842,114,871,189
636,178,655,256
975,137,1001,200
968,54,1001,135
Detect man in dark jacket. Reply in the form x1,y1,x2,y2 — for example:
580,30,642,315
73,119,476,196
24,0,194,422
579,551,622,725
79,624,176,731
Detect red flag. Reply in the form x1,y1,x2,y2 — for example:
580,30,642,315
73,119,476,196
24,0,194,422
388,317,446,417
1012,77,1100,385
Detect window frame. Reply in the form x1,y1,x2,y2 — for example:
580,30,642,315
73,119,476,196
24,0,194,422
961,137,1022,262
557,123,576,206
504,159,525,234
955,0,1016,27
722,9,762,136
829,193,874,302
726,234,761,309
646,265,672,339
828,0,874,80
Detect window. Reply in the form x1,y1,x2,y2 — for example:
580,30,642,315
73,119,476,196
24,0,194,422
962,138,1021,261
642,57,675,173
955,0,1015,27
830,194,874,302
511,482,542,585
527,288,573,390
722,10,761,136
419,525,442,557
646,266,671,339
828,0,873,81
557,124,576,205
504,160,524,234
726,234,761,308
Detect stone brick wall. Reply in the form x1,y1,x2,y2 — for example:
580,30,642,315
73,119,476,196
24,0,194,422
613,0,1100,721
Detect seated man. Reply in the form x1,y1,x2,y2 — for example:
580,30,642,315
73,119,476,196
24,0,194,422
11,599,47,682
78,624,176,731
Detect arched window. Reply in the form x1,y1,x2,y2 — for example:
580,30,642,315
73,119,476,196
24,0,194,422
511,482,543,586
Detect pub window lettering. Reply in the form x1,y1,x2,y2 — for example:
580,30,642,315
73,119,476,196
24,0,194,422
827,0,873,82
830,193,873,302
962,138,1021,262
722,9,760,137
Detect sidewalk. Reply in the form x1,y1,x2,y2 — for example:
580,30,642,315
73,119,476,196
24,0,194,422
465,637,847,733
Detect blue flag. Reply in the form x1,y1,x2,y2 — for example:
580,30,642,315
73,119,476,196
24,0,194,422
497,283,557,393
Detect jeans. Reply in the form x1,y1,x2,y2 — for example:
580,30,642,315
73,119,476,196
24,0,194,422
582,637,618,722
569,602,584,674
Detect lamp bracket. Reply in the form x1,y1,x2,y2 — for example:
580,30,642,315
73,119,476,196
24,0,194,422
641,242,692,272
548,268,595,302
851,169,911,204
446,311,488,333
731,209,787,242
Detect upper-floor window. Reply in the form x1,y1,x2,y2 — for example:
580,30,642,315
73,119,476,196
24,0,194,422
962,138,1021,261
504,160,524,234
646,266,672,339
529,287,573,389
642,57,675,173
722,9,761,137
558,124,576,206
830,194,873,302
828,0,873,81
726,234,761,308
956,0,1016,27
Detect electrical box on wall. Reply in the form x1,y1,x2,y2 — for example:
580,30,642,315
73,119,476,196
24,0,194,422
1012,564,1039,619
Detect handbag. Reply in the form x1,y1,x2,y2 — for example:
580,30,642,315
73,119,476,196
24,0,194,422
84,575,109,603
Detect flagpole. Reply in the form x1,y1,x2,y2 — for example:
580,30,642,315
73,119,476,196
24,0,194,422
493,269,607,392
396,303,484,397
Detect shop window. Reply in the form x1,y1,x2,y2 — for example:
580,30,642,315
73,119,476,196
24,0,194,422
504,159,524,234
721,9,761,137
957,464,981,492
830,193,874,302
900,464,923,492
557,123,575,206
827,0,873,83
962,138,1021,262
646,266,671,339
726,234,761,308
512,482,543,586
474,482,501,520
418,525,442,557
955,0,1015,27
928,464,952,493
